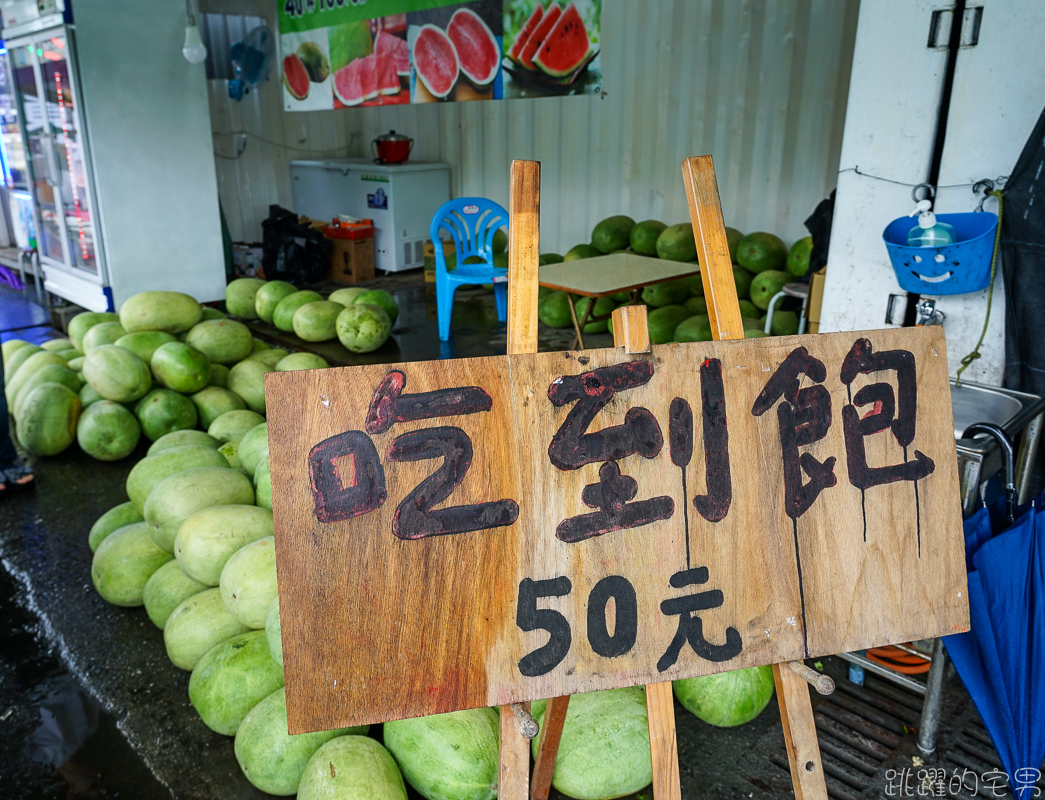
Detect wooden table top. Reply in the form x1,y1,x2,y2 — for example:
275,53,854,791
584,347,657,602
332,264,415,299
538,252,699,297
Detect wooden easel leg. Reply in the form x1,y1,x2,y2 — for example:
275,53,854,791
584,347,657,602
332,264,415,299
530,696,570,800
645,682,682,800
501,704,531,800
773,663,829,800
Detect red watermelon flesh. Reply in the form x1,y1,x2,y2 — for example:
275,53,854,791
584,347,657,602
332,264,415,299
447,8,500,87
282,53,310,100
376,32,410,79
393,36,409,76
332,60,363,106
534,2,591,78
509,4,543,63
413,24,459,99
518,3,561,70
375,37,401,95
359,53,378,100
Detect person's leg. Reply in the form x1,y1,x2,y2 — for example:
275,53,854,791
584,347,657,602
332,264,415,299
0,347,34,491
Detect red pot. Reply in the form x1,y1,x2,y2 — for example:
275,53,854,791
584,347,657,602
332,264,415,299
372,130,413,164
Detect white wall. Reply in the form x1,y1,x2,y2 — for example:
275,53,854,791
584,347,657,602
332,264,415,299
820,0,1045,386
74,0,227,307
208,0,860,255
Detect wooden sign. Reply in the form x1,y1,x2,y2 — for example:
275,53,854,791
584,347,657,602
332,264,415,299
266,326,968,735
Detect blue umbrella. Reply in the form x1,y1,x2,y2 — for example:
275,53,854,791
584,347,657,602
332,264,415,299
945,461,1045,798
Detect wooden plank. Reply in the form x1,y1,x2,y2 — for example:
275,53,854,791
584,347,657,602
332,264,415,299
501,158,542,800
681,155,744,341
507,160,541,356
538,253,699,297
266,326,967,733
614,304,682,800
530,696,570,800
774,663,828,800
684,154,826,800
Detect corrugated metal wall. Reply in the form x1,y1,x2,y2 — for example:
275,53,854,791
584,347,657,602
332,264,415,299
210,0,860,253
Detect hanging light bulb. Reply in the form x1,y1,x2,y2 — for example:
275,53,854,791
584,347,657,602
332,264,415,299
183,1,207,65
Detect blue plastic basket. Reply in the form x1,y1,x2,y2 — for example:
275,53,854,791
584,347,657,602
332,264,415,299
882,212,998,295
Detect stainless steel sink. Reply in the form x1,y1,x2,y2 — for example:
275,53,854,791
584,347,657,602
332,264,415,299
950,379,1045,514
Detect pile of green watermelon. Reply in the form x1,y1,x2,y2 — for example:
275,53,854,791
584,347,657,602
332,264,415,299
538,215,813,345
2,279,400,462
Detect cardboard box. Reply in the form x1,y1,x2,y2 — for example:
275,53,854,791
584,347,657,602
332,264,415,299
423,240,455,283
326,229,375,284
806,266,827,334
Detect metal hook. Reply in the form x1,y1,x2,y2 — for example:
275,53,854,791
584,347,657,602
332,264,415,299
972,179,995,212
911,183,935,204
962,423,1018,526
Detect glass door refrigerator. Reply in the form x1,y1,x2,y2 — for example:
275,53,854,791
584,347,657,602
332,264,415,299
4,26,104,306
0,43,35,249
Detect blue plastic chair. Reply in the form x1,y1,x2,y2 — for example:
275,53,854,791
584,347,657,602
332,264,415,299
430,198,509,341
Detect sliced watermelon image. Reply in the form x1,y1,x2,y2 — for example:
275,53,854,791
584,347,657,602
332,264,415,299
518,2,561,71
413,23,459,100
375,31,409,81
359,52,378,100
374,34,401,96
508,4,543,63
534,2,592,78
332,60,364,106
446,8,500,88
282,53,310,101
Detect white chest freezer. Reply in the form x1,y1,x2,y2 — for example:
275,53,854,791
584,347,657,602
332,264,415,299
290,159,450,273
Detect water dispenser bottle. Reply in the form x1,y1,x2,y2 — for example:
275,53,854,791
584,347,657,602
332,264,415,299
907,199,955,247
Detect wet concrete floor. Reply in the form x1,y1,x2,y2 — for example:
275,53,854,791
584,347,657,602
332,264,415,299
0,276,1019,799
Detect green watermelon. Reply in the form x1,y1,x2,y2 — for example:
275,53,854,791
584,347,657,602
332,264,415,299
273,290,323,332
738,299,760,318
13,365,81,420
629,220,668,256
176,504,274,586
254,457,272,511
384,708,499,800
574,296,616,334
336,304,392,354
237,423,269,477
298,736,407,800
126,444,230,512
209,409,266,444
329,20,373,72
81,321,127,352
591,216,636,254
89,501,144,552
769,310,799,336
293,301,344,342
656,223,697,262
351,289,399,326
148,429,219,455
684,296,708,316
120,291,202,334
564,243,601,261
725,226,744,262
66,355,85,372
674,314,713,343
185,319,254,364
77,400,141,461
265,596,283,667
143,560,207,629
538,291,574,328
200,306,227,321
539,253,564,265
144,466,255,552
227,360,273,415
745,328,768,338
164,587,250,670
4,343,43,380
188,630,285,735
209,363,230,388
736,232,787,273
91,522,173,606
2,338,30,360
6,351,69,405
40,337,72,352
134,389,198,442
787,236,813,278
114,331,177,364
327,287,366,307
68,312,120,352
673,665,775,726
16,383,81,456
225,278,267,320
531,688,652,800
191,386,247,429
275,352,328,371
150,342,210,394
245,348,288,369
236,688,364,796
733,266,754,299
642,279,689,308
647,305,691,345
255,281,298,323
749,270,790,311
219,536,277,629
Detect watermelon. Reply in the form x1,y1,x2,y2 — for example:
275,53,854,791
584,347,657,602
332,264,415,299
255,280,297,323
725,226,744,262
538,291,573,328
336,304,391,354
673,665,775,727
91,522,173,607
119,291,202,334
164,587,250,670
539,253,564,265
114,331,177,364
150,342,210,394
148,429,219,455
656,223,698,262
413,24,459,99
245,348,287,369
630,220,668,256
265,596,283,667
77,400,141,461
185,319,254,364
188,630,285,736
736,232,788,273
200,307,226,321
4,343,43,381
674,314,713,343
143,560,207,629
293,301,343,342
40,337,72,353
574,296,616,334
531,688,652,800
447,8,499,88
329,20,372,72
733,266,754,299
134,388,198,442
518,2,561,70
237,423,269,477
144,466,255,552
564,243,601,261
334,60,364,107
298,736,407,800
191,386,247,429
254,457,272,511
69,312,122,353
534,2,592,77
12,365,81,420
770,310,799,336
175,504,273,586
81,321,127,352
509,4,543,62
227,360,273,415
787,236,814,278
642,279,689,308
384,708,499,800
16,383,81,456
236,688,365,796
275,352,328,371
126,444,230,513
79,383,105,409
591,216,636,254
352,289,399,325
219,536,277,629
328,287,366,306
298,41,330,82
6,351,68,405
89,502,144,553
209,363,229,388
373,33,404,96
647,305,690,345
749,270,790,311
273,290,322,332
209,409,266,444
283,54,310,100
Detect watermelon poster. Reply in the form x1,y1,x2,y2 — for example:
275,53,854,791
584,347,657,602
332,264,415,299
278,0,602,111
